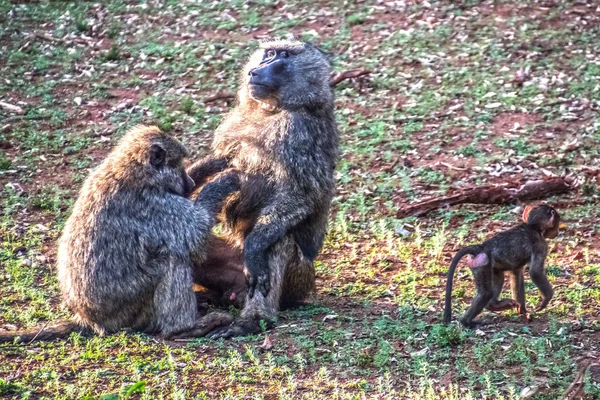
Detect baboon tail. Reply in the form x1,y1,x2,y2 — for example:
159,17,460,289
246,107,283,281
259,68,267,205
0,321,84,344
443,245,482,324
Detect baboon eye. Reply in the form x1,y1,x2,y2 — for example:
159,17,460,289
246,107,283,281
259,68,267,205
280,50,289,58
266,49,276,59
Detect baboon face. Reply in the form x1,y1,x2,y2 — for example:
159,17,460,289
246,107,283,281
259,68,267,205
247,48,291,100
525,205,560,239
149,143,195,197
243,40,333,109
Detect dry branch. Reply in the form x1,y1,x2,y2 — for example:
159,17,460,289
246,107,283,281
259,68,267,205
329,68,371,87
562,354,599,399
0,101,25,114
396,177,578,218
203,69,371,103
204,91,236,104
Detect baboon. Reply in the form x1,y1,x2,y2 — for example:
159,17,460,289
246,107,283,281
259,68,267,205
193,236,246,308
182,39,339,338
443,204,561,328
0,126,239,343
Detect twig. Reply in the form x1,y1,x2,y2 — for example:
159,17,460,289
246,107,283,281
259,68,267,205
329,68,371,87
562,357,599,399
2,115,49,123
26,321,50,345
0,101,25,114
204,92,236,103
34,32,62,43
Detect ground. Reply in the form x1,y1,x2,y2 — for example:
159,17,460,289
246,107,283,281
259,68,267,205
1,0,599,399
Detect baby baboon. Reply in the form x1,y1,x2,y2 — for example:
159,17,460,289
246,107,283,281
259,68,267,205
184,39,339,338
193,236,246,308
443,204,561,328
0,126,239,343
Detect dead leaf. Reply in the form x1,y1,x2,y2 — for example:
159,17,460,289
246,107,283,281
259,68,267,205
259,334,273,351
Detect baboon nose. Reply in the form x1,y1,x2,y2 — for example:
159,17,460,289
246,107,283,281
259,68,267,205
249,69,258,77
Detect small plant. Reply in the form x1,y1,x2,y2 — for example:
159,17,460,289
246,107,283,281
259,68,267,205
104,44,121,61
75,18,89,32
0,150,11,170
347,13,367,26
181,95,194,114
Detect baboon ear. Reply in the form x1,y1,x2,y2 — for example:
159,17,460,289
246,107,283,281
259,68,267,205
522,205,532,223
547,209,556,227
149,144,167,168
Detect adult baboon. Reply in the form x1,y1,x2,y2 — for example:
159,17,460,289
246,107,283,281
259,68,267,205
444,204,561,328
0,126,239,343
184,39,339,338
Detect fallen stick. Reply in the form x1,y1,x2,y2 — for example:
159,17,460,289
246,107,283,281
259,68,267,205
204,91,236,104
329,68,371,87
204,68,371,103
0,101,25,114
562,355,599,399
396,177,578,218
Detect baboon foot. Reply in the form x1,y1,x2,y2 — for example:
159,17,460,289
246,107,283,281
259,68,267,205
519,313,533,323
166,311,234,339
459,318,490,329
534,299,551,312
487,299,519,312
206,317,268,340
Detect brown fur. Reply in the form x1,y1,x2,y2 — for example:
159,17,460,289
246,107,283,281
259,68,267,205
444,204,561,327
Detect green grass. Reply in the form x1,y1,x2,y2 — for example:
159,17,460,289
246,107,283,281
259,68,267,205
1,0,600,398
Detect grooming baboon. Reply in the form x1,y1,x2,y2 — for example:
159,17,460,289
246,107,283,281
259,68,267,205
0,126,239,343
183,39,339,338
443,204,561,328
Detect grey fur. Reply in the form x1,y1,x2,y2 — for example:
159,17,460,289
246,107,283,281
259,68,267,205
0,125,239,344
186,39,339,338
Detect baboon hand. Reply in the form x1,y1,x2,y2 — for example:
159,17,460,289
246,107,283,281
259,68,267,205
195,169,241,213
247,268,270,299
209,169,242,194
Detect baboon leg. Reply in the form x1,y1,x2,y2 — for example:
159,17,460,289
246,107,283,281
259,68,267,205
153,259,197,336
192,236,246,307
280,242,315,310
486,270,518,312
509,269,527,315
204,236,309,339
530,253,553,311
460,265,494,328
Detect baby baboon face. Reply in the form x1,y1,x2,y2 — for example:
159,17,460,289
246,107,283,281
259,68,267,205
523,204,561,239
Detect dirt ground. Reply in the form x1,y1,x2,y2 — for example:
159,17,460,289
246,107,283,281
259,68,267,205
1,0,599,399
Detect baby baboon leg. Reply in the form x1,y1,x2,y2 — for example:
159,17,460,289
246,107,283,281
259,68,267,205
486,270,518,312
509,269,527,315
205,237,297,339
192,236,246,307
167,311,235,339
460,265,494,327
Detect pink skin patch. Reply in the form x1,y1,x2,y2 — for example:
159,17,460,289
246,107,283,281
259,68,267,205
229,292,237,301
467,253,488,269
